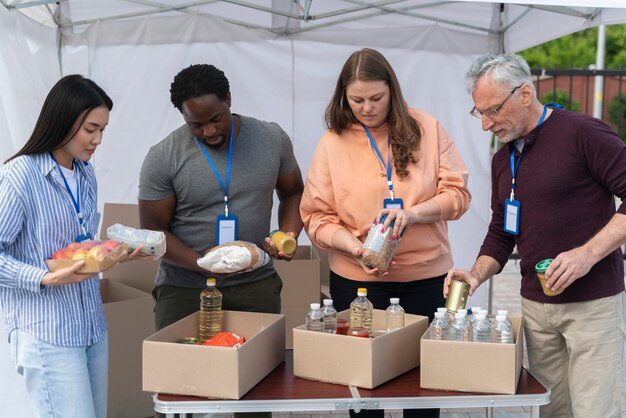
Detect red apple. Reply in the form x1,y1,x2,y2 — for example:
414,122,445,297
50,249,68,260
102,240,121,250
80,240,100,250
70,249,88,261
87,245,108,259
66,242,81,252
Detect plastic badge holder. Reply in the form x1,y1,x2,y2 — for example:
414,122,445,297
106,223,166,259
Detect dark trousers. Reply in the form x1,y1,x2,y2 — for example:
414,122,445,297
330,271,444,418
152,273,282,418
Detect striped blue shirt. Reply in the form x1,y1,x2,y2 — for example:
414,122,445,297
0,153,106,346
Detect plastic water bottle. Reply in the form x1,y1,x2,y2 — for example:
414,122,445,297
427,312,448,340
386,298,405,332
468,306,482,324
497,310,514,332
349,288,373,334
321,299,338,333
198,278,223,342
492,314,513,343
445,311,470,341
471,313,491,343
305,303,324,332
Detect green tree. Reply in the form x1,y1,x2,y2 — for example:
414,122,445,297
540,90,581,112
519,24,626,69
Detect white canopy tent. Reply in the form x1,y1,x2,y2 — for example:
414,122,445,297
1,1,625,416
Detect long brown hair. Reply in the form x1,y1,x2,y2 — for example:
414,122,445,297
325,48,421,179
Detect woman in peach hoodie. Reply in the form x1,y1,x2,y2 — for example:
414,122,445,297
300,49,470,418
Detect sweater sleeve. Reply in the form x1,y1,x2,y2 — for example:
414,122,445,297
300,134,346,250
430,120,471,221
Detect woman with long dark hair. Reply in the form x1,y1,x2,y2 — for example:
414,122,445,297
0,75,142,418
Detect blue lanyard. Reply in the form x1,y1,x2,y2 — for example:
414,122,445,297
49,152,87,234
362,124,394,200
197,118,235,217
509,105,549,200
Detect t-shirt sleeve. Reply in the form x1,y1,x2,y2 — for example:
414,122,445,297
138,144,175,201
276,124,299,177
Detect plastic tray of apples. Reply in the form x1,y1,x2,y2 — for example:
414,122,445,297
45,240,129,274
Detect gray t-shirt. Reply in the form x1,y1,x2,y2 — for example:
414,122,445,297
138,114,298,288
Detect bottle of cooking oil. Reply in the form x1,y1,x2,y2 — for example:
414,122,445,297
198,278,223,342
349,287,373,334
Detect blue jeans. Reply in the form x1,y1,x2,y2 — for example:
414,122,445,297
9,329,108,418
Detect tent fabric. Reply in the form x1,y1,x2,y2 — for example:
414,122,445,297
1,1,625,416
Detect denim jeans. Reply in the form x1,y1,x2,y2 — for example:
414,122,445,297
9,329,108,418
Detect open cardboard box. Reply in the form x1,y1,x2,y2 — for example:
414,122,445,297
420,315,524,394
100,279,155,418
274,245,321,348
293,309,428,389
143,310,285,399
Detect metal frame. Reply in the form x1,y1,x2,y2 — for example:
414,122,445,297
0,0,604,37
154,386,549,417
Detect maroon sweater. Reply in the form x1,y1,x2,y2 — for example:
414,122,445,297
479,108,626,303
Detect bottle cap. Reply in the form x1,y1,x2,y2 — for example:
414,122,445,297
357,287,367,296
535,258,553,273
455,311,466,318
471,306,482,313
475,313,487,321
437,307,447,313
206,278,216,286
389,297,400,304
434,312,445,318
497,309,508,316
323,299,333,306
496,314,506,321
310,303,321,310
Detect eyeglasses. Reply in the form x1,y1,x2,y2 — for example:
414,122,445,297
470,85,522,119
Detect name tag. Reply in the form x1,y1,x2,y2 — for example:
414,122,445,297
504,198,520,235
216,214,238,245
383,198,403,209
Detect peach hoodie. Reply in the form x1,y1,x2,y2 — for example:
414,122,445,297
300,109,470,282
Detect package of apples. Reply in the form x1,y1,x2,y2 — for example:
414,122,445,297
46,240,129,274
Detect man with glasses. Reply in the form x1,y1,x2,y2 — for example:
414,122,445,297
445,53,626,417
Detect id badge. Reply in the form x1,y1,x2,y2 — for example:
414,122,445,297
75,232,93,242
383,198,403,209
504,198,520,235
216,214,238,245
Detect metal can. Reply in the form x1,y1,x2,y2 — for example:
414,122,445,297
178,337,199,345
445,279,470,312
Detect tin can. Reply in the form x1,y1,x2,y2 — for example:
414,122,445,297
178,337,199,345
445,279,470,312
535,259,564,296
269,230,297,256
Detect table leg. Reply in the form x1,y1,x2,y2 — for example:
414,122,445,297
486,407,493,418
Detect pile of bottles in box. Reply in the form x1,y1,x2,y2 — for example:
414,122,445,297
305,288,405,338
304,285,514,344
424,307,514,344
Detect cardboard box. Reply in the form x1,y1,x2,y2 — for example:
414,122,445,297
143,310,285,399
274,245,321,348
293,309,428,389
101,279,155,418
420,316,524,394
100,203,159,294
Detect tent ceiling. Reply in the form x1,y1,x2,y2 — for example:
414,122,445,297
1,0,621,36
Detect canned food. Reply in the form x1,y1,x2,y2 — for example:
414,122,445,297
445,279,470,312
178,337,199,345
269,230,297,256
535,259,564,296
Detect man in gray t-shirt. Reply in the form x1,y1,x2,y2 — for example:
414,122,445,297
138,64,304,332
